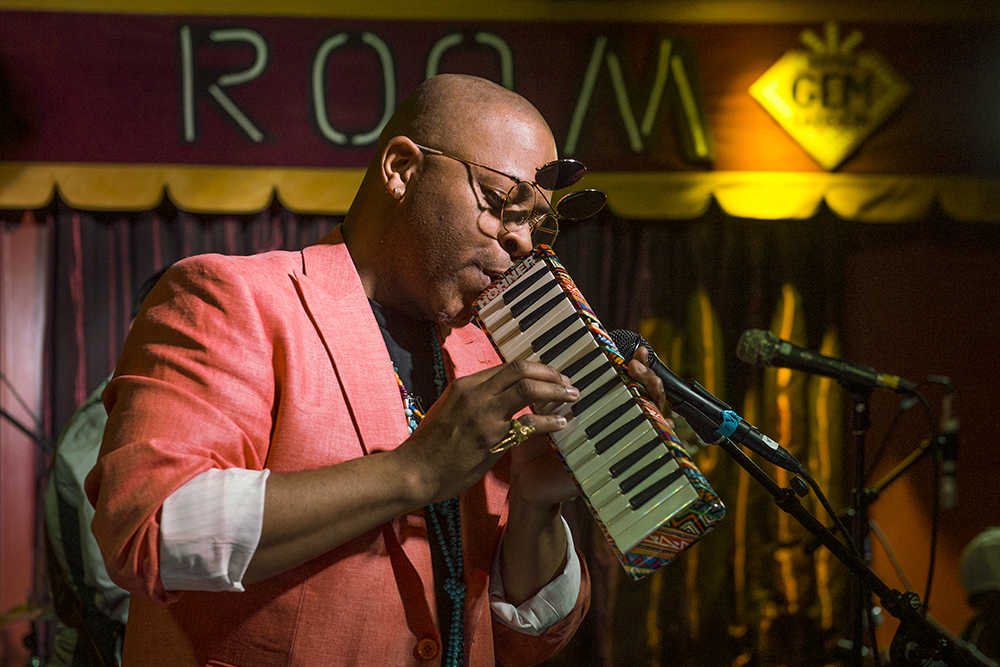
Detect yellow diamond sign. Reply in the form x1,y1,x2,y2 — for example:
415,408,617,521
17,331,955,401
750,22,910,171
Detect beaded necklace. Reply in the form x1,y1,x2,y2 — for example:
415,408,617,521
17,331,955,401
393,330,465,667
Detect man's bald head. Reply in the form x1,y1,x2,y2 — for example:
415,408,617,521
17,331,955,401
377,74,554,159
344,74,557,325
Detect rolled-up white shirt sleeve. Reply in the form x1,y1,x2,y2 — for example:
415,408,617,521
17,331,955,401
159,468,269,593
488,517,581,636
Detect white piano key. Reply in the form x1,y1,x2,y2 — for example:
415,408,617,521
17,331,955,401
565,356,616,391
550,384,631,455
504,270,558,317
560,406,650,471
607,480,700,554
534,344,607,415
584,454,678,509
487,282,562,346
546,364,619,421
545,335,600,374
477,260,551,321
501,300,578,361
571,427,662,489
595,465,683,528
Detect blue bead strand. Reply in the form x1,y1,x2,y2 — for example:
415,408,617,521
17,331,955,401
393,328,465,667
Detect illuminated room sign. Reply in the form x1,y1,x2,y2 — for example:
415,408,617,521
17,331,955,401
4,10,1000,215
0,12,713,171
750,22,910,171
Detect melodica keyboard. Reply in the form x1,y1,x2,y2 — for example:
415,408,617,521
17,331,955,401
473,246,724,579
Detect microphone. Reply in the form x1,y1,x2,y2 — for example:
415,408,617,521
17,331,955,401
937,391,958,510
736,329,920,396
610,329,803,474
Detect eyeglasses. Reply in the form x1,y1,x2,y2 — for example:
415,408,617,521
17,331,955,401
412,142,606,246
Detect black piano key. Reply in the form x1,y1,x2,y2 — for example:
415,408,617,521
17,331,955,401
561,347,603,379
538,326,590,365
510,279,557,318
594,415,649,455
531,313,577,352
501,264,549,303
609,436,661,476
572,365,609,394
619,455,674,494
518,293,566,331
570,377,619,417
628,468,686,510
584,400,634,440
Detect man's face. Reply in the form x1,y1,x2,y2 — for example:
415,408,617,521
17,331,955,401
391,112,558,327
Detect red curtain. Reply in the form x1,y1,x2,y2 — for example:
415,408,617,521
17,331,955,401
0,210,49,666
32,196,1000,666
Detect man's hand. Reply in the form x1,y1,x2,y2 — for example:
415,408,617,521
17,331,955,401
507,432,578,508
400,359,579,506
499,345,678,605
247,359,578,585
505,343,674,510
625,344,675,429
626,344,666,410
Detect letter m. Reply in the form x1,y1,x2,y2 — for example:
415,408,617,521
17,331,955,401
565,34,714,165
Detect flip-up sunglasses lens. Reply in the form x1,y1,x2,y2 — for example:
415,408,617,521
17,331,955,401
554,189,607,220
535,160,587,191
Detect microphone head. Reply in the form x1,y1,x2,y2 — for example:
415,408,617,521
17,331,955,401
736,329,778,366
609,329,644,361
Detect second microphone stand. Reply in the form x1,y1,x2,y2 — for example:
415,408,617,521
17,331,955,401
715,437,994,667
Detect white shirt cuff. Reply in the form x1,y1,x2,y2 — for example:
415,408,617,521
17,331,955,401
159,468,269,593
488,516,581,636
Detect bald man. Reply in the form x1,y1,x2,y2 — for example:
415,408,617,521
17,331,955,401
87,74,664,666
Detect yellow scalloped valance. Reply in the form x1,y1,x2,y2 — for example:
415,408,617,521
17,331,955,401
3,162,998,221
591,171,1000,221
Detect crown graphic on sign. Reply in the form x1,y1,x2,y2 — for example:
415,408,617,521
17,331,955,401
750,22,910,171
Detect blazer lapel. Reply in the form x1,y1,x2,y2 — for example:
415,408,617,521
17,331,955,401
294,228,409,454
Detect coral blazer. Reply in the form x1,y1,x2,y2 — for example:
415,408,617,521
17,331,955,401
87,228,588,667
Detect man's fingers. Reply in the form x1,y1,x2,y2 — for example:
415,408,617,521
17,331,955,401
510,413,567,437
627,346,668,414
487,358,568,389
486,359,579,417
486,412,568,456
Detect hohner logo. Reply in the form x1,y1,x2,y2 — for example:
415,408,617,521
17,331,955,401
478,256,536,306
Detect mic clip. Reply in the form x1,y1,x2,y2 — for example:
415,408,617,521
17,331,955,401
670,377,731,445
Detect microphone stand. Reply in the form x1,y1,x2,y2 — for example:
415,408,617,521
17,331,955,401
850,392,874,667
867,436,935,502
716,438,995,667
0,406,52,454
815,391,941,667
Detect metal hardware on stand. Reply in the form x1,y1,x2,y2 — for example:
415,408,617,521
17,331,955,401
715,438,995,667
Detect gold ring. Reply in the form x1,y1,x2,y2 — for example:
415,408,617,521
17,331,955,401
488,418,537,454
